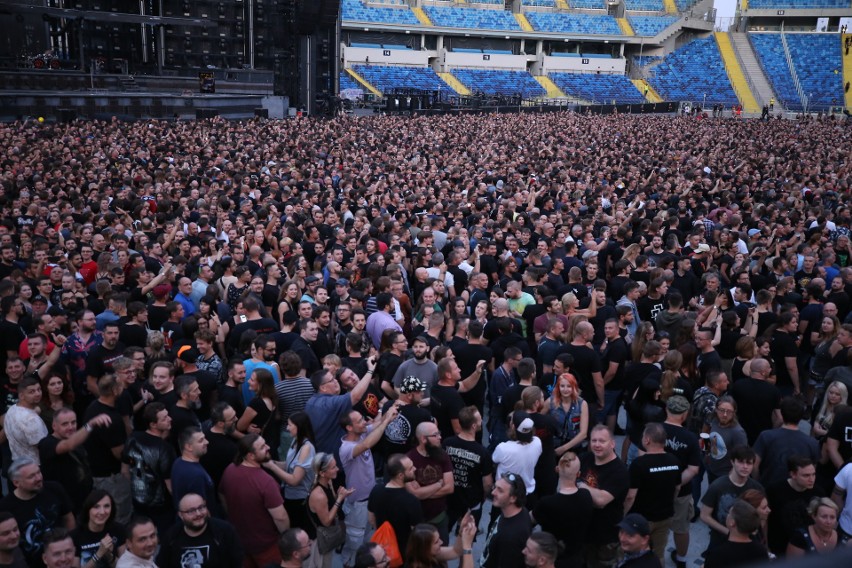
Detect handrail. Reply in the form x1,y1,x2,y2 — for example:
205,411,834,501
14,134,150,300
727,32,764,106
780,22,808,112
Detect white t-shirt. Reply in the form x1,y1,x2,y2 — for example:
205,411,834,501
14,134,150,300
492,437,542,495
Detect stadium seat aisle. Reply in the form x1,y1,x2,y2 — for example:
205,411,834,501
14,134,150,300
715,31,760,113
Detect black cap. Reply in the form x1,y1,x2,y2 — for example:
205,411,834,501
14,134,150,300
617,513,651,536
32,295,48,304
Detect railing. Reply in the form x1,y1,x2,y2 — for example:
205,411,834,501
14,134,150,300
780,22,809,112
727,32,765,106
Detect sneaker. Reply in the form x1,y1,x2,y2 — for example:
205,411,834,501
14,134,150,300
670,549,686,568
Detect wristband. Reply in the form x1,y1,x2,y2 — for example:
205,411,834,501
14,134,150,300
85,423,93,432
462,549,473,555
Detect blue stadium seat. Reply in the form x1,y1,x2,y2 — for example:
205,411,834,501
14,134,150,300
549,72,646,103
749,33,843,110
522,0,557,6
624,0,665,10
570,0,606,8
674,0,699,9
627,15,677,36
747,0,847,7
469,0,504,4
339,73,361,91
633,55,663,67
424,6,522,30
453,68,547,98
527,13,623,34
647,36,737,104
341,0,421,25
350,65,449,94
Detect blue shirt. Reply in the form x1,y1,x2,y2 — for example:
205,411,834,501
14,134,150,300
242,359,280,403
305,394,352,454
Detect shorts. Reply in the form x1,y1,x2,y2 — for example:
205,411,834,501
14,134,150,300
671,494,693,534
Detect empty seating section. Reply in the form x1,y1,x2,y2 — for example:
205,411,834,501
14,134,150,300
452,68,547,98
569,0,606,8
549,72,646,103
424,6,522,30
527,13,622,34
627,15,677,35
340,73,361,91
674,0,698,10
749,33,842,109
648,37,737,103
624,0,665,10
350,65,447,93
633,55,663,67
747,0,847,7
341,0,420,24
522,0,557,5
468,0,504,4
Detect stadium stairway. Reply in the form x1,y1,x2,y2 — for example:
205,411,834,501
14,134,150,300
412,7,432,26
729,32,777,109
535,76,567,97
617,18,635,36
556,0,570,7
345,68,382,96
515,13,534,31
715,32,759,113
844,33,852,109
663,0,678,12
437,72,471,95
631,79,663,103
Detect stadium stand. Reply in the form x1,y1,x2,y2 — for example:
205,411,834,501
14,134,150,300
341,0,420,24
549,72,647,103
340,72,362,92
648,36,737,103
350,65,448,94
627,15,678,36
569,0,606,8
526,13,623,34
624,0,666,10
749,33,843,110
423,6,523,30
452,68,547,98
521,0,558,6
747,0,848,7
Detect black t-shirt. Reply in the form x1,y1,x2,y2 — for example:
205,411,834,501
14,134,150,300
367,485,424,560
217,383,245,418
83,400,127,476
0,320,25,370
71,522,125,568
380,401,432,457
662,423,700,498
601,337,630,392
730,378,781,446
561,344,603,406
532,489,594,566
628,452,682,521
770,330,799,388
184,369,219,422
168,405,202,451
200,429,239,491
697,349,723,384
530,413,560,498
226,318,279,353
0,481,73,566
452,342,493,411
703,540,768,568
85,343,127,379
38,434,93,510
157,517,244,568
578,453,630,544
481,509,531,568
430,384,466,439
442,435,493,511
766,479,824,555
119,322,148,349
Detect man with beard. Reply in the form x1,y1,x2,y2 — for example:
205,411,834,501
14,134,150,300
122,402,176,532
368,454,423,561
391,337,439,400
167,376,202,451
170,427,215,512
174,346,218,422
0,512,26,567
242,335,281,402
220,434,289,567
157,493,243,568
405,422,454,543
85,322,125,400
380,376,432,457
272,528,313,568
480,472,531,568
60,310,101,417
201,402,240,491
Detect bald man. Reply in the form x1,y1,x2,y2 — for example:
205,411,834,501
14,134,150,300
730,358,782,445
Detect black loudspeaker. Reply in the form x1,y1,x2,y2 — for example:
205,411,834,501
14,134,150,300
195,108,218,119
295,0,339,33
57,108,76,122
254,108,269,118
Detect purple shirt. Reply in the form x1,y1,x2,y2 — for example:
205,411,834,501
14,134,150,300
339,427,377,502
366,310,402,349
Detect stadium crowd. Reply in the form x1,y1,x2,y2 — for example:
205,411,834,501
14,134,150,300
0,109,850,568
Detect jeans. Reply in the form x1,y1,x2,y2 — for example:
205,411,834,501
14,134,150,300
341,499,370,566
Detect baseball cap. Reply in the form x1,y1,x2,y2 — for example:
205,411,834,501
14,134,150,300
748,228,761,238
177,345,200,362
32,295,48,305
666,395,690,414
617,513,651,536
305,275,320,284
400,376,426,394
695,243,710,254
512,411,534,434
336,278,350,287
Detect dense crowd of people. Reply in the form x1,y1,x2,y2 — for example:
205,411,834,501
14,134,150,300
0,109,850,568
